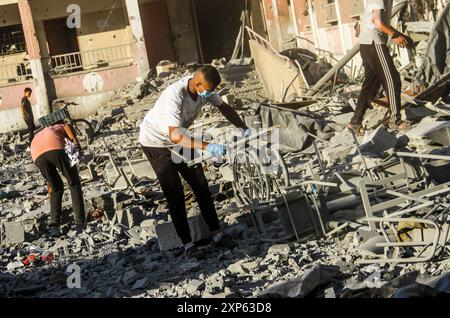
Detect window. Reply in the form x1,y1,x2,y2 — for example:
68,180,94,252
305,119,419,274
0,25,26,56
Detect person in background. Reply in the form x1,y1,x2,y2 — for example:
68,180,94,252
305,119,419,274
30,122,86,237
347,0,414,135
21,87,35,145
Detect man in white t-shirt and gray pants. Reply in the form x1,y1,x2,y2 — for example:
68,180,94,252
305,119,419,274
347,0,414,135
139,66,250,258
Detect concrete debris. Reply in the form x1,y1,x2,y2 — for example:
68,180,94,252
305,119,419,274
1,18,450,298
1,221,25,246
256,264,341,298
359,126,398,155
156,60,178,78
155,215,211,251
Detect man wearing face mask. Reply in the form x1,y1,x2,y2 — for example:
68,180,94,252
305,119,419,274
139,65,250,258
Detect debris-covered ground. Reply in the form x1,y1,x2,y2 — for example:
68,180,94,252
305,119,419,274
1,3,450,297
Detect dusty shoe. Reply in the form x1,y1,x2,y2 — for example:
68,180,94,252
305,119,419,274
49,226,61,238
388,120,411,132
212,233,238,249
184,245,205,259
346,122,365,136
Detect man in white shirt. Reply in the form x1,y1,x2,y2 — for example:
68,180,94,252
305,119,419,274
139,66,250,257
348,0,414,135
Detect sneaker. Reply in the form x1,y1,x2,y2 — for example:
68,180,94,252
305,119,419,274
212,233,239,249
184,245,205,259
49,226,61,238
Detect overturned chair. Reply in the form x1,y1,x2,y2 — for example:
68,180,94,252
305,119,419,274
356,152,450,264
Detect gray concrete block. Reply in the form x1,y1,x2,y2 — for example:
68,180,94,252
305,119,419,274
322,144,355,164
125,206,144,228
359,126,397,155
1,221,25,246
156,215,212,251
112,206,144,228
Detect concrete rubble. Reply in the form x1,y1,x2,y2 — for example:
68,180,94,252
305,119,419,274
1,14,450,298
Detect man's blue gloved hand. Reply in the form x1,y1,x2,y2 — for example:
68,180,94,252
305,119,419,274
244,128,252,138
207,143,227,157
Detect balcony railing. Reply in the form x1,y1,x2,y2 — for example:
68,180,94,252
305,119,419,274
322,2,338,24
46,44,134,76
0,62,33,85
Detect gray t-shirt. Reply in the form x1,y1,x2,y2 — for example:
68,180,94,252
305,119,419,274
359,0,392,45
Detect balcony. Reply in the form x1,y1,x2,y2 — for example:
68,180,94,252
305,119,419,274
46,44,134,76
322,2,338,24
349,0,364,18
0,61,33,86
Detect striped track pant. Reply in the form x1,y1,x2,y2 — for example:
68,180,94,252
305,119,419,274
352,42,402,125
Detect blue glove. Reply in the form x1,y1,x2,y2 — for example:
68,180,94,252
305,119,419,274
207,143,227,157
244,128,252,138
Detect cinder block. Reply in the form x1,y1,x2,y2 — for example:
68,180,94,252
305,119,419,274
1,221,25,246
112,206,144,228
125,207,144,228
155,215,212,251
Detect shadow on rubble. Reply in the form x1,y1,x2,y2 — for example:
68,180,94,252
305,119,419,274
1,223,276,298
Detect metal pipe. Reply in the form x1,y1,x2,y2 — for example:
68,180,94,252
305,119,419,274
326,194,362,212
397,152,450,161
305,0,409,96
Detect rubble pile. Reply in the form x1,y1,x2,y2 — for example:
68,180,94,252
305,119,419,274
1,40,450,299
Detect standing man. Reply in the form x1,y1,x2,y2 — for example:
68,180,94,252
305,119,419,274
31,122,86,237
21,87,36,145
347,0,414,135
139,66,250,257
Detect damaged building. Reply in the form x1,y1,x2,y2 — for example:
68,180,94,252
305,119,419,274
1,0,450,299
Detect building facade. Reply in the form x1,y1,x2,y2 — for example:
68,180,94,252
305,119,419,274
0,0,266,133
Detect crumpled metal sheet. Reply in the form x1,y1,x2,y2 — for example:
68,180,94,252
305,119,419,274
256,264,341,298
414,2,450,86
259,105,316,151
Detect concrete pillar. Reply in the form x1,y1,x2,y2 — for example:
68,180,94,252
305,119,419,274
125,0,150,81
307,0,320,55
335,0,348,53
271,0,284,51
289,0,301,48
17,0,50,118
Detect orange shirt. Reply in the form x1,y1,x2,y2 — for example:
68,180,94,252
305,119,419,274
31,124,67,161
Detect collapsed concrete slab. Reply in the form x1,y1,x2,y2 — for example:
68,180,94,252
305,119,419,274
407,120,450,148
103,159,156,189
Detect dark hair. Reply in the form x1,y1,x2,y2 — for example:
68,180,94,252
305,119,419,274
198,65,221,88
24,87,32,94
